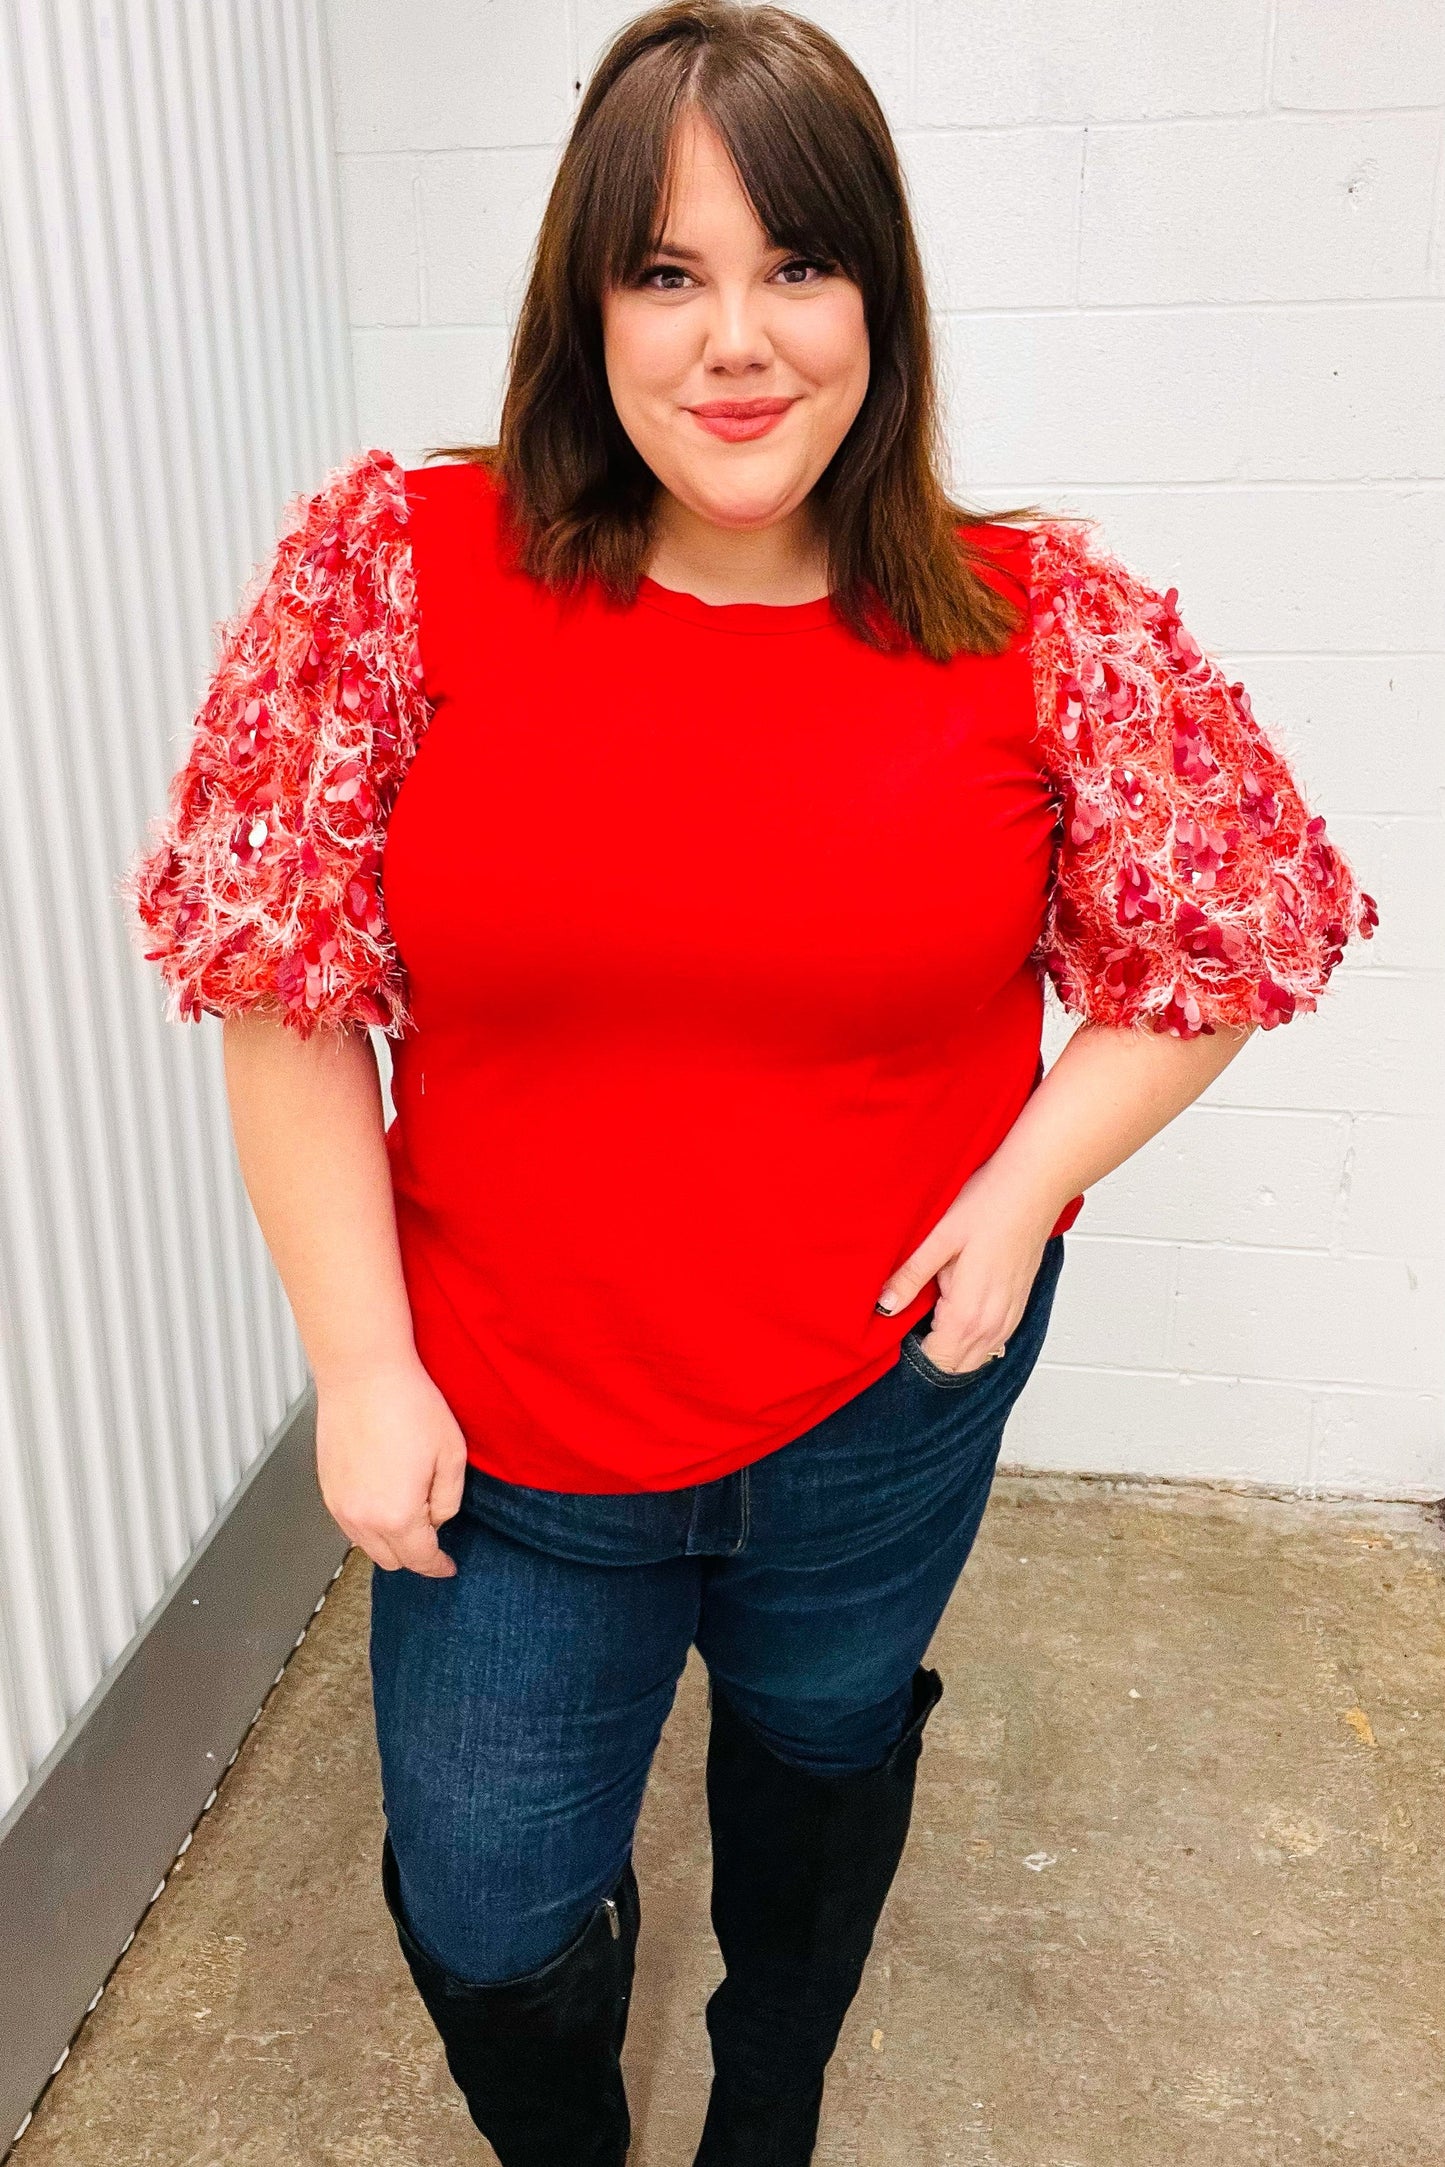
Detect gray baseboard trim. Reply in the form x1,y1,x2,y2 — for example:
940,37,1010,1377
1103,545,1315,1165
0,1387,347,2152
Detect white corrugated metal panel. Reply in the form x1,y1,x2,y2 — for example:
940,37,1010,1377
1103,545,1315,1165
0,0,355,1821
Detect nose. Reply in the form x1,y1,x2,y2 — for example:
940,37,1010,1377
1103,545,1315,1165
701,280,774,376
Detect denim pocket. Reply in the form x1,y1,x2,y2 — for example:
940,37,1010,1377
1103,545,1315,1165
898,1319,1001,1391
896,1234,1066,1393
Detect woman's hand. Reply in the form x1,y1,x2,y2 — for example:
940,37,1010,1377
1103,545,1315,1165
315,1357,469,1578
876,1163,1054,1375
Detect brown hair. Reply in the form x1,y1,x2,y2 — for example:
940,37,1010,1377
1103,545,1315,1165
428,2,1042,660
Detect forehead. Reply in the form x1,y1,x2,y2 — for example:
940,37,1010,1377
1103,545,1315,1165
654,109,770,244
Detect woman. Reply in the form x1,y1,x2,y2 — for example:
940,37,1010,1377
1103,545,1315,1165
120,5,1377,2162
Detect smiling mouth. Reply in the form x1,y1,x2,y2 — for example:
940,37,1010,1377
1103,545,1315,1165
689,398,796,415
685,398,797,441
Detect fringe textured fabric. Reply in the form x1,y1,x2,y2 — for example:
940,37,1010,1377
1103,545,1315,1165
1027,520,1377,1036
117,448,433,1038
118,447,1378,1042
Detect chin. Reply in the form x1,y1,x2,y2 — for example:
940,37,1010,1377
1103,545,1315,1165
677,476,806,532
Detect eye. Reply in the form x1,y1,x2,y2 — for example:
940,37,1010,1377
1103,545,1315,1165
636,254,836,292
772,256,831,286
636,261,696,291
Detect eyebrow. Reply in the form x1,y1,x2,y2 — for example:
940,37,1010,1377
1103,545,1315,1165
646,237,799,265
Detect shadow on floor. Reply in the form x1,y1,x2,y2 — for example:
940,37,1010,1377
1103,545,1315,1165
15,1475,1445,2166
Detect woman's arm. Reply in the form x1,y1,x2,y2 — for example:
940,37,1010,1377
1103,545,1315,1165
879,520,1378,1376
981,1014,1256,1231
875,1019,1254,1363
222,1011,466,1576
116,451,455,1570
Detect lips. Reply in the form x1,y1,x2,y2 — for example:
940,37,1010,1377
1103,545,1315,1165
685,397,797,442
688,398,797,418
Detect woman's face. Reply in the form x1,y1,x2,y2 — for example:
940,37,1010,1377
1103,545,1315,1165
600,111,870,534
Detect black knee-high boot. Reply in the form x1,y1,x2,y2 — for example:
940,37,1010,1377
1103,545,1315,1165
693,1666,944,2167
381,1829,638,2166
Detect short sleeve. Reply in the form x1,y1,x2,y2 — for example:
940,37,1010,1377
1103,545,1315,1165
1027,518,1379,1038
116,446,431,1038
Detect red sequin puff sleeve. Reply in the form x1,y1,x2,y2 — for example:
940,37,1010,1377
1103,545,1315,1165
1027,518,1379,1038
116,446,431,1039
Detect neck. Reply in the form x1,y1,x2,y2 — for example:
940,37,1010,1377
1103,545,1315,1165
644,491,830,607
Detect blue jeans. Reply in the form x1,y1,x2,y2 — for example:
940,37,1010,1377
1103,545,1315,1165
369,1232,1067,1985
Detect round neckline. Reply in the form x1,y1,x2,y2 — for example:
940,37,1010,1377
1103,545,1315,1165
636,575,838,636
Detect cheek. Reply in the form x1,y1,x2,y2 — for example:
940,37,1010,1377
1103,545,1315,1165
790,295,870,415
603,303,688,414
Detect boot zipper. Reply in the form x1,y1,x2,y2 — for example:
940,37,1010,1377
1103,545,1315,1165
603,1896,620,1940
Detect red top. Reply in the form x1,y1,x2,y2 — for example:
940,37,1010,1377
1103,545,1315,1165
120,448,1378,1494
381,460,1078,1488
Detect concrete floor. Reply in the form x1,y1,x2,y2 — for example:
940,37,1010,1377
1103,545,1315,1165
15,1474,1445,2166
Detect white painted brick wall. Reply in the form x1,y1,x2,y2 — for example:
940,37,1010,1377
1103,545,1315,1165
324,0,1444,1497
